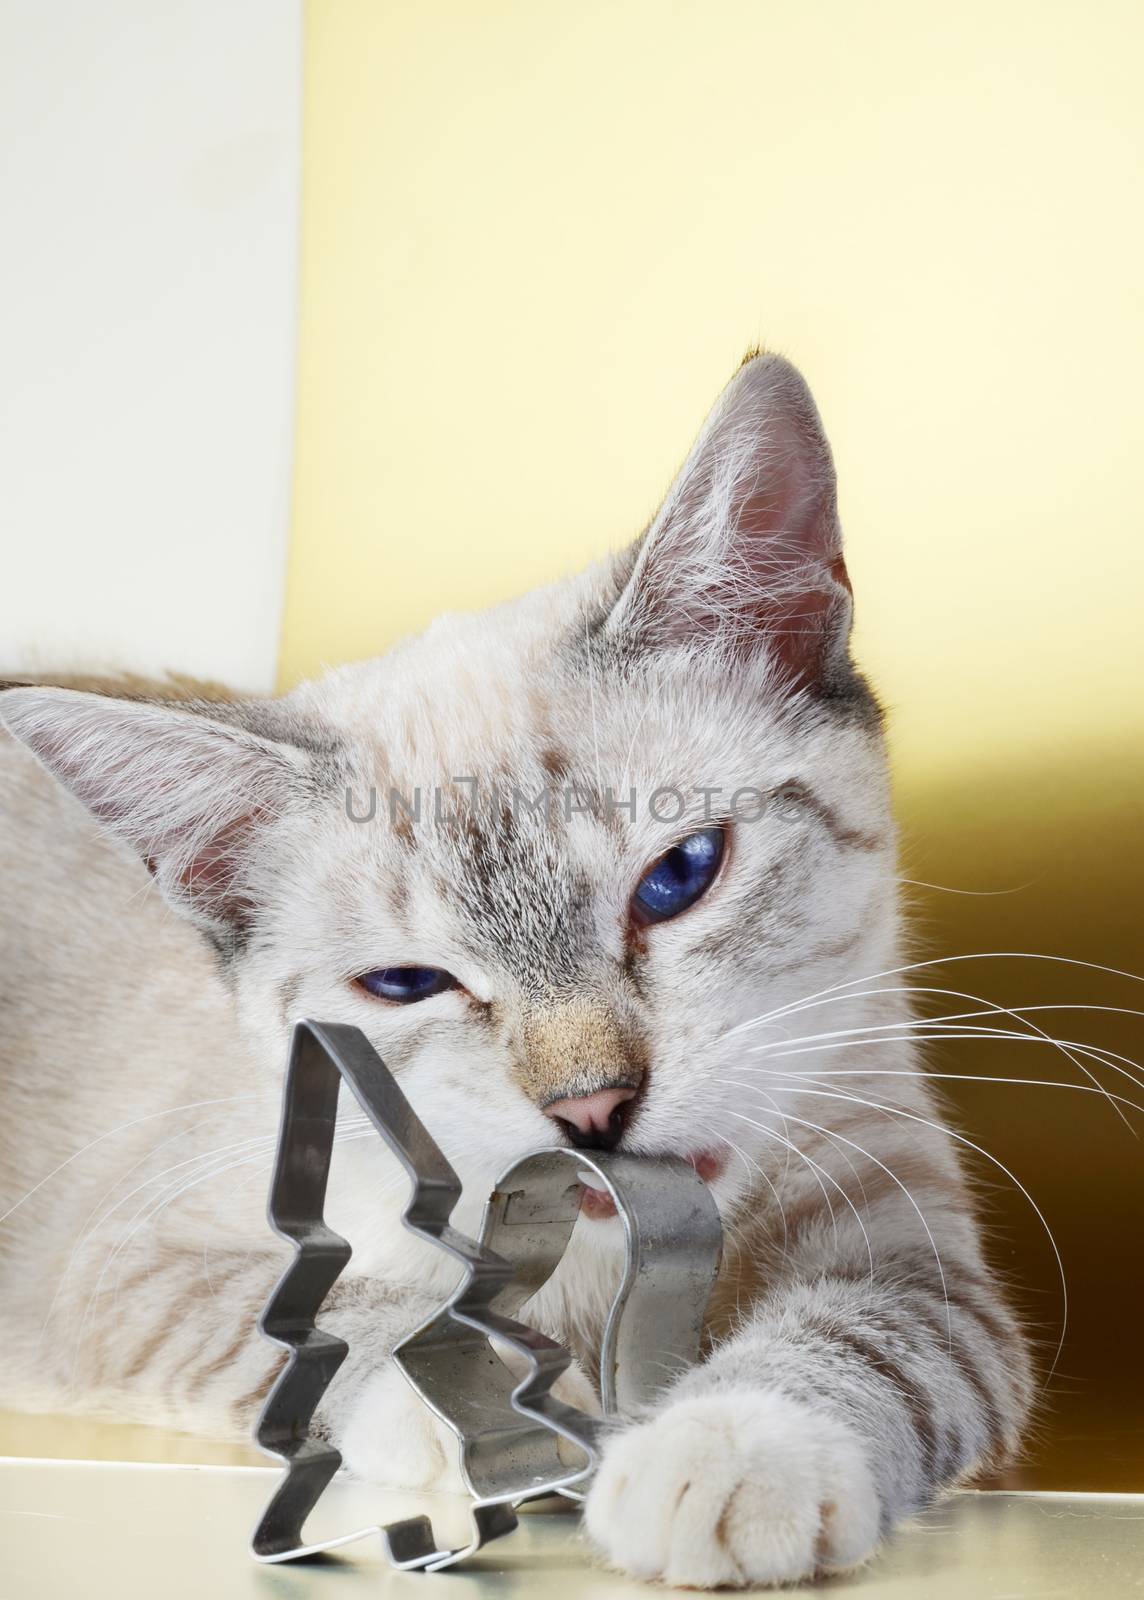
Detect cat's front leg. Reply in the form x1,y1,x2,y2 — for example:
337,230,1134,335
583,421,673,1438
332,1359,467,1490
303,1280,467,1492
320,1297,600,1493
119,1247,598,1495
584,1268,1031,1588
42,1240,455,1489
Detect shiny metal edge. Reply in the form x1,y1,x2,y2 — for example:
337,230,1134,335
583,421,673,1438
250,1020,722,1571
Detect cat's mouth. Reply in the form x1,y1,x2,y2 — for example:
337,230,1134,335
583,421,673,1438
577,1147,728,1220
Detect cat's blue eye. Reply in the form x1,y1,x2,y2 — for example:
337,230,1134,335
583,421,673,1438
631,827,726,924
357,966,458,1003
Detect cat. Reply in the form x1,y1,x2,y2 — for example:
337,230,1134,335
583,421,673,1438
0,352,1031,1587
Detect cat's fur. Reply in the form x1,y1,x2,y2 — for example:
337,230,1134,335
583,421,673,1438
0,354,1031,1586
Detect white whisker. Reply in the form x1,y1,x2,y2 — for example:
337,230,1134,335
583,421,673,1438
717,952,1144,1052
729,981,1138,1132
732,1061,1144,1118
0,1094,273,1226
721,1107,876,1279
739,1024,1144,1114
719,1076,1067,1380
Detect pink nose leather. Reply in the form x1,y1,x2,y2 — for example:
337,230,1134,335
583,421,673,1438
543,1086,637,1137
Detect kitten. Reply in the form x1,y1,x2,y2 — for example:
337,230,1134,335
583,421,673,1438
0,353,1031,1587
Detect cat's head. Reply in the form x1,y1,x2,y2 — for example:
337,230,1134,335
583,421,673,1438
1,354,897,1220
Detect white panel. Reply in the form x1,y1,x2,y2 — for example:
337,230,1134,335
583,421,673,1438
0,1,302,692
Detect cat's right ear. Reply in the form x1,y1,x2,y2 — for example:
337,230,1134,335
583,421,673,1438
0,687,335,946
603,352,855,695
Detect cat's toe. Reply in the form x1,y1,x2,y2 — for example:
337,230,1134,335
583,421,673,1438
583,1388,881,1588
337,1363,466,1492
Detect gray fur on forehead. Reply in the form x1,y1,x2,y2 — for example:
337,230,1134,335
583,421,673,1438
427,797,602,996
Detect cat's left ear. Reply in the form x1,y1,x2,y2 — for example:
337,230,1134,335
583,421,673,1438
0,687,335,944
605,352,854,693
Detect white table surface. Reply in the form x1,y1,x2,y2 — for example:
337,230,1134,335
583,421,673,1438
3,1457,1143,1600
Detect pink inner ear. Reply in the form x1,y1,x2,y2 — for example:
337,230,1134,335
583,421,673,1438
730,416,849,684
750,573,850,690
0,689,307,940
615,355,855,690
176,811,261,930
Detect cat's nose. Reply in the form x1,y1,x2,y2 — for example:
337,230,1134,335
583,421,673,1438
543,1085,638,1151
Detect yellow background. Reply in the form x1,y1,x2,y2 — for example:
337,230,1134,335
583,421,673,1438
280,1,1144,1488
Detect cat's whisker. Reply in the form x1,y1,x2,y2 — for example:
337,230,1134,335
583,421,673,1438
59,1140,290,1371
720,1098,952,1355
72,1133,282,1254
66,1125,392,1383
67,1117,237,1263
94,1122,412,1282
724,981,1142,1131
688,1171,771,1333
747,1091,840,1236
0,1093,275,1227
694,1117,792,1265
80,1113,386,1269
40,1131,287,1347
720,1106,877,1281
65,1143,283,1387
796,1109,876,1218
743,999,1144,1058
74,1108,377,1264
719,982,994,1048
737,1026,1144,1114
39,1120,263,1342
93,1125,393,1277
715,951,1144,1051
739,1090,877,1236
741,1026,1144,1110
895,877,1033,897
749,1062,1144,1120
718,1075,1068,1380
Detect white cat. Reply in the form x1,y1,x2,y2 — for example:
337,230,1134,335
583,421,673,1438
0,352,1030,1586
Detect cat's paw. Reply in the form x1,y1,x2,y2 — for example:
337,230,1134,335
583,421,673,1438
338,1363,467,1492
583,1389,881,1588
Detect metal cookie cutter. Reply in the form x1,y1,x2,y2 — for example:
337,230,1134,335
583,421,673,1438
252,1020,722,1571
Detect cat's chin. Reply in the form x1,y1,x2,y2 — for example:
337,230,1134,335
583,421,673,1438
577,1147,728,1221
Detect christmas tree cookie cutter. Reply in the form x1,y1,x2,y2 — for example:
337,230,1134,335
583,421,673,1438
251,1020,723,1571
